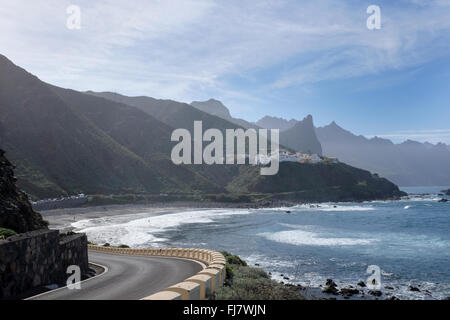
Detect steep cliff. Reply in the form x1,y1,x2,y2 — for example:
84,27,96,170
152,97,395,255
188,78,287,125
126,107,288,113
279,115,323,155
0,149,47,233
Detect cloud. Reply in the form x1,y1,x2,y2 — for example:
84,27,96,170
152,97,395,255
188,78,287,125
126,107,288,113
271,1,450,88
0,0,217,100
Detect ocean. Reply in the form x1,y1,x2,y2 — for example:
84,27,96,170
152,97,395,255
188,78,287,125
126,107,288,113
72,186,450,300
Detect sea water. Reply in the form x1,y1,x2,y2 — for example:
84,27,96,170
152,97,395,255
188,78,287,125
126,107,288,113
72,186,450,300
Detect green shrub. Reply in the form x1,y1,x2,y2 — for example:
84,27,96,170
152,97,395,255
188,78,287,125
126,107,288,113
103,243,111,247
214,265,304,300
234,265,269,280
212,252,304,300
224,265,234,286
0,227,17,239
118,244,130,248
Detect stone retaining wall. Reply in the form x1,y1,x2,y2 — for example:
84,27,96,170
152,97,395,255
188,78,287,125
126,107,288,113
60,233,89,277
32,197,88,211
0,229,88,299
89,245,226,300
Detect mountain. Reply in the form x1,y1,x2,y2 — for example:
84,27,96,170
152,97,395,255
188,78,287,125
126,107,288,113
51,86,222,193
190,99,258,129
0,55,218,198
0,149,47,233
316,122,450,186
85,92,257,188
255,115,322,155
0,54,405,202
86,92,244,134
256,116,297,131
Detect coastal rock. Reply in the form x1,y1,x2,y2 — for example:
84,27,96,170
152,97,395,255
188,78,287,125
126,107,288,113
389,296,399,300
368,290,382,297
438,198,448,203
357,281,366,287
323,285,339,295
340,287,360,296
409,286,420,292
323,279,339,295
326,279,337,288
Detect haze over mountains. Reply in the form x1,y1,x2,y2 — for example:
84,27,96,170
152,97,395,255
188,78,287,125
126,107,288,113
256,116,298,132
0,54,221,197
316,122,450,186
191,98,450,187
0,54,429,201
279,115,322,156
189,100,322,155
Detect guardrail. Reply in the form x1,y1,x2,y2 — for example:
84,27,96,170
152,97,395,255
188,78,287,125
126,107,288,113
88,245,226,300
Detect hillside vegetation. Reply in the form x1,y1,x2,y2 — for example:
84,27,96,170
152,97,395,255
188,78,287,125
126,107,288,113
227,162,405,202
212,251,304,300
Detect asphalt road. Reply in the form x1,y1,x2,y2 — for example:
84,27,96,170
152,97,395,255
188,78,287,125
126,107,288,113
29,250,203,300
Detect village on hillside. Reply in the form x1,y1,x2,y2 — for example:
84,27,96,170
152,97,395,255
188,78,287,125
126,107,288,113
279,150,339,164
253,150,339,165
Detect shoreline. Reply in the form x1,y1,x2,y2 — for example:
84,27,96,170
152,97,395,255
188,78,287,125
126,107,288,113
40,201,299,231
33,187,407,212
41,201,447,301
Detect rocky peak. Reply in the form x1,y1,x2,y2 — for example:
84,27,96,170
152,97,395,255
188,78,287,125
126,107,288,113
302,115,314,126
256,116,298,131
191,99,232,120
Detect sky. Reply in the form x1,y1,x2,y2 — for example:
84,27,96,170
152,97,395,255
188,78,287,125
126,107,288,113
1,0,450,143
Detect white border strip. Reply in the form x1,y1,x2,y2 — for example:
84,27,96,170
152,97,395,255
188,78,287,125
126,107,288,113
24,262,108,300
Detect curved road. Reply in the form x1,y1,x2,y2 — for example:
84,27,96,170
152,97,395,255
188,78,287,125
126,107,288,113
29,250,203,300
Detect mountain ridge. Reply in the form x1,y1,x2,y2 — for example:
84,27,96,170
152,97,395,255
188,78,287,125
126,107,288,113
256,116,298,131
0,55,223,197
316,121,450,186
0,54,407,201
279,115,322,155
253,114,450,186
190,99,259,129
188,99,322,154
90,90,450,186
